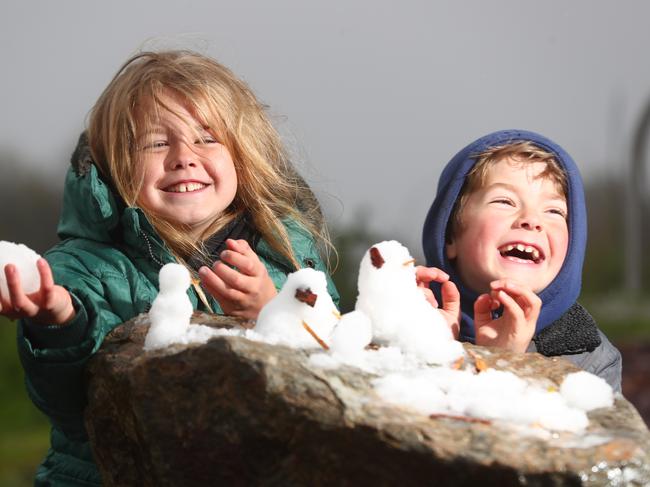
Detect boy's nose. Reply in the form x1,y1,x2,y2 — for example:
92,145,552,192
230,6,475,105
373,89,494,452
515,211,542,231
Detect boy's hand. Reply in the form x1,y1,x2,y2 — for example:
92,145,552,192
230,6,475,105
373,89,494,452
415,266,461,339
473,279,540,353
0,258,75,325
199,239,277,320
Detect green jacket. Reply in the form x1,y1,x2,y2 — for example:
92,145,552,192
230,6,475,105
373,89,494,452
17,164,339,486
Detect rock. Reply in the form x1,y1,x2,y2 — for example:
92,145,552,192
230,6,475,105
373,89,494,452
85,312,650,486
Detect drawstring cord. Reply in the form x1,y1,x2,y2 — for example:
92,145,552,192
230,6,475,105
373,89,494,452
140,230,215,314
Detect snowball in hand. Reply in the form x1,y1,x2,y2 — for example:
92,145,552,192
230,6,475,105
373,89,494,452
0,241,41,298
144,263,194,350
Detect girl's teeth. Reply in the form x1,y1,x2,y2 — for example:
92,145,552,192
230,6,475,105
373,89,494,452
524,245,534,253
516,244,525,251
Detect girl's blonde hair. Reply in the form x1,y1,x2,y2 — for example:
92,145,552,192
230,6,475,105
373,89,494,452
88,50,329,270
448,141,568,241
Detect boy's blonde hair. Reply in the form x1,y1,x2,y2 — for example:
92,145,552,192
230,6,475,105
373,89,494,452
447,141,568,241
88,50,328,270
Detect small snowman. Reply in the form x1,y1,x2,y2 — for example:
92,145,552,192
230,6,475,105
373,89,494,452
355,240,463,364
256,267,340,349
144,263,194,351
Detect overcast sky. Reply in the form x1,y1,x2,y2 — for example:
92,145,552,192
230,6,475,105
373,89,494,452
2,0,650,252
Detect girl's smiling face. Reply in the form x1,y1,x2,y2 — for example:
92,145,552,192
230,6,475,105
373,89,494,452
135,92,237,239
445,158,569,294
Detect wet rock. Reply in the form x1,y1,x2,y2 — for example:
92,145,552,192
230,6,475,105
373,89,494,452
85,312,650,486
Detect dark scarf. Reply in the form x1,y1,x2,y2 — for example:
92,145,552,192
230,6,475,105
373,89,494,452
186,215,260,272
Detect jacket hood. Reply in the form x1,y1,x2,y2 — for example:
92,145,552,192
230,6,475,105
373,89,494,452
57,134,163,261
422,129,587,341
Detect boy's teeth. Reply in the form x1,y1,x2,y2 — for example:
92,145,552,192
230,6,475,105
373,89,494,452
516,244,525,251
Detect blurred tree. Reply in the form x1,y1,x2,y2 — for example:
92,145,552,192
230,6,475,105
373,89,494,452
583,175,649,296
0,151,62,254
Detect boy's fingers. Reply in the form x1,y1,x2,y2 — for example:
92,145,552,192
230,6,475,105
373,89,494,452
493,290,524,321
420,287,438,307
415,266,449,285
473,293,494,324
490,279,541,318
440,280,460,311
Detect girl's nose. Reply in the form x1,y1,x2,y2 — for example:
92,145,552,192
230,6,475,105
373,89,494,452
167,141,197,169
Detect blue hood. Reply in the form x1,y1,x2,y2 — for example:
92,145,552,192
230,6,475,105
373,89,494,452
422,129,587,341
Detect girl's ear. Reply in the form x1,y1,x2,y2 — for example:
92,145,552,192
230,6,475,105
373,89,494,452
445,239,457,260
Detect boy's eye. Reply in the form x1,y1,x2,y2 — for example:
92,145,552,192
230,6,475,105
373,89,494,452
491,197,514,206
547,208,568,218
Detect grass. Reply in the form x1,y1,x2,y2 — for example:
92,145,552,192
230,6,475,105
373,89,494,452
0,318,50,487
581,293,650,343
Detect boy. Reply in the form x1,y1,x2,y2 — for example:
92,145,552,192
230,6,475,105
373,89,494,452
420,130,621,391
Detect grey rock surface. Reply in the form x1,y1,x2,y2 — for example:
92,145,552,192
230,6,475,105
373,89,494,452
85,312,650,486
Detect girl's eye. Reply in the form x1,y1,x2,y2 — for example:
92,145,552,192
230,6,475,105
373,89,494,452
141,140,168,151
196,135,218,145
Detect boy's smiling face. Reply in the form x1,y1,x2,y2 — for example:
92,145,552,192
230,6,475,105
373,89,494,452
446,157,569,294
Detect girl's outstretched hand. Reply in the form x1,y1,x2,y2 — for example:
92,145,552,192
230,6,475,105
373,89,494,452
415,266,461,339
473,279,540,353
0,258,75,325
199,239,277,320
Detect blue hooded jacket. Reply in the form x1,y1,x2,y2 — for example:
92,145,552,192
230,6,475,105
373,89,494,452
422,129,586,342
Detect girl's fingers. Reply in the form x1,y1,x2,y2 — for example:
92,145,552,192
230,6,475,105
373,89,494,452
211,262,255,293
199,266,248,303
6,265,38,317
219,250,259,277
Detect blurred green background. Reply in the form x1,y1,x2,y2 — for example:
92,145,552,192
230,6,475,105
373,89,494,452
0,166,649,486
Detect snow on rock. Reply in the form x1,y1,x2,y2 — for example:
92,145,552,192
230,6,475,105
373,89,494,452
373,367,593,433
0,241,41,297
560,371,614,411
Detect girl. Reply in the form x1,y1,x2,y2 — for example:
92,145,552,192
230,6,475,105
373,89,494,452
1,50,338,486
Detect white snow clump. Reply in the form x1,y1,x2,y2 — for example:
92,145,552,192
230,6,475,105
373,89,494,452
0,241,41,297
560,371,614,411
